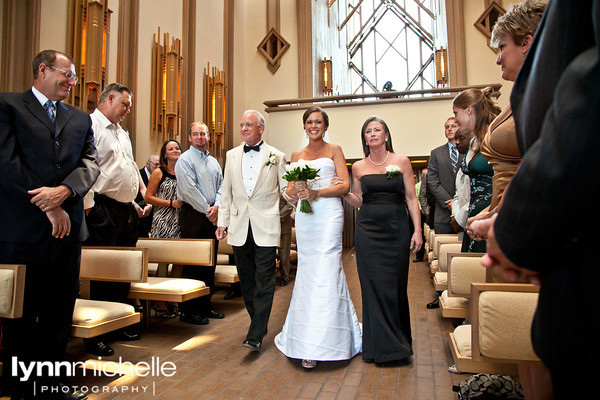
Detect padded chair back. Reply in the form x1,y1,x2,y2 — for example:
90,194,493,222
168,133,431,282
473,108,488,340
438,243,463,272
471,283,541,364
0,264,25,318
136,238,214,266
218,238,234,256
447,253,486,298
433,234,460,258
80,247,148,283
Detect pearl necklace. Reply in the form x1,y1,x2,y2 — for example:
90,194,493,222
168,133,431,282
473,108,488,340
368,151,390,166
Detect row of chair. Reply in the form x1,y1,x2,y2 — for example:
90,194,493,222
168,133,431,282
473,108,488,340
422,225,542,376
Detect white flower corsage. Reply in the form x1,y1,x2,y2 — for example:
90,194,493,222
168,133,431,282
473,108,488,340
385,164,401,179
266,152,278,166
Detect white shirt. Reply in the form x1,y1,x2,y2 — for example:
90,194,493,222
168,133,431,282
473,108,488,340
86,109,139,206
241,141,264,198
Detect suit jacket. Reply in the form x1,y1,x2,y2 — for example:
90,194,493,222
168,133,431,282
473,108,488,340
135,167,150,206
0,89,99,244
427,143,463,226
218,143,287,247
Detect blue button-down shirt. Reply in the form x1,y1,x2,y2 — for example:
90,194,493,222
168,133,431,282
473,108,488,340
175,146,223,214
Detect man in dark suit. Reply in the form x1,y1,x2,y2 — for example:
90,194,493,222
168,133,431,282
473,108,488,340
0,49,99,400
135,155,158,237
426,118,462,234
480,1,600,397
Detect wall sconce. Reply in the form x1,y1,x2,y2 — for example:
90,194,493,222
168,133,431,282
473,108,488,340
435,47,448,87
67,0,112,112
151,28,182,149
321,58,333,95
203,64,227,160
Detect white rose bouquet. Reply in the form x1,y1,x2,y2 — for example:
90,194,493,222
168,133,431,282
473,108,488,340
282,159,320,213
385,164,401,179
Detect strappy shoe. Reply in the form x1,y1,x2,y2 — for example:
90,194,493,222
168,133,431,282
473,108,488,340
302,359,317,369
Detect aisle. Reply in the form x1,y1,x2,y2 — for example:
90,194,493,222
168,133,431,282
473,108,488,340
60,248,469,400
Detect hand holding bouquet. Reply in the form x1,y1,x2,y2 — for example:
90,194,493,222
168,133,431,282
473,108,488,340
283,160,320,213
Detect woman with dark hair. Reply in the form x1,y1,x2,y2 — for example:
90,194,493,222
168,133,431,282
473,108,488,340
452,87,501,253
343,115,422,365
275,107,362,369
145,139,183,238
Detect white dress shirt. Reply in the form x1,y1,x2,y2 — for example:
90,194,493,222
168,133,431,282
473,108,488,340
241,141,264,198
86,109,139,207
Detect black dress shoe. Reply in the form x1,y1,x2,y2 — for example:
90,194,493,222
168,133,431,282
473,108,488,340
58,383,88,400
279,278,289,286
203,310,225,319
179,312,209,325
224,290,241,300
242,339,261,351
426,298,440,309
84,339,114,357
119,330,141,341
412,258,423,263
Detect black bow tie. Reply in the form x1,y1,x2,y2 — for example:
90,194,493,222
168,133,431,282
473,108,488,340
244,143,261,153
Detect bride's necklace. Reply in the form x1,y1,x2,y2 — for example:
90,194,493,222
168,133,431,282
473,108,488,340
368,151,389,166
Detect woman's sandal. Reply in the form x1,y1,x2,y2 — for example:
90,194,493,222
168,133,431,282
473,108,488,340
302,359,317,369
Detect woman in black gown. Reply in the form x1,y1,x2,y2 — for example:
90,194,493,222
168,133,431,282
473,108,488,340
344,115,422,364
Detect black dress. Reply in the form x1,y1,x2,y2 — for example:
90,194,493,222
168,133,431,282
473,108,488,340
354,174,413,363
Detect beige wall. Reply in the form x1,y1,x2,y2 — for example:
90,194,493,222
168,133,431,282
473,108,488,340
39,0,69,54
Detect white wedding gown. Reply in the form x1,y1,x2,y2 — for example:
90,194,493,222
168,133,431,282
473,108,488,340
275,158,362,361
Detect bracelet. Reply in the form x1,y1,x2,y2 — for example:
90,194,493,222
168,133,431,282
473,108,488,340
314,190,319,199
170,199,173,207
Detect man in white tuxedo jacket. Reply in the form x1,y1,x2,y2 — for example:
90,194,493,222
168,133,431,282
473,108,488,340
216,110,288,351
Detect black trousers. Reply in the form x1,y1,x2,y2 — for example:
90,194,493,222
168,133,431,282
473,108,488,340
84,194,139,303
232,224,276,342
179,204,218,315
0,239,80,396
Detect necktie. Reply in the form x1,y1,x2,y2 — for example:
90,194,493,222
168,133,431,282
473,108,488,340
450,145,458,172
44,100,56,123
244,143,261,153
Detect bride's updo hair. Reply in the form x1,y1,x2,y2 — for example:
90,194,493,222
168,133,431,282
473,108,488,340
302,106,329,129
360,115,394,157
452,87,501,152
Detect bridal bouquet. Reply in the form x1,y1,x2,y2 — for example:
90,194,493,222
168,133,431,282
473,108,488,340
283,159,320,213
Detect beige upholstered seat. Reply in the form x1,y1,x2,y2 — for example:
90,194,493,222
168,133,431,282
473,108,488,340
72,299,137,338
73,247,146,338
439,253,486,319
428,234,460,273
449,283,540,374
0,264,25,319
432,242,463,290
214,238,239,284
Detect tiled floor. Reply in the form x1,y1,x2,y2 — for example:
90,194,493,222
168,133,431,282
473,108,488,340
63,249,471,399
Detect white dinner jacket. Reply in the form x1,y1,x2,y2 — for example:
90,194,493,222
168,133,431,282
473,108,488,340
218,142,287,247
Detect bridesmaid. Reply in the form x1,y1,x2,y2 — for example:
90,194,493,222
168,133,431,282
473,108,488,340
451,88,501,253
344,115,422,365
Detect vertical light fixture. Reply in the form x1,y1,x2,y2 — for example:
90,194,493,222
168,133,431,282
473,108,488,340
151,28,182,149
203,64,226,161
321,58,333,95
67,0,112,112
435,47,448,87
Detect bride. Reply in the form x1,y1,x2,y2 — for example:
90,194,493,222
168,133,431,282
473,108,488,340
274,107,362,368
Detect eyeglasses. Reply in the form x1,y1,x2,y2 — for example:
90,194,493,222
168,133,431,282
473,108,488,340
48,66,79,84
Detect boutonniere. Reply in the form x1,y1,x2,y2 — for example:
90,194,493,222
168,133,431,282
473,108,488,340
266,152,278,166
385,164,401,179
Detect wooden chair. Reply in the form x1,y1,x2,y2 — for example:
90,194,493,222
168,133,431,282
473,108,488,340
72,247,146,339
132,238,213,327
0,264,26,376
428,234,461,273
215,238,239,284
439,252,486,319
432,243,463,291
449,282,540,375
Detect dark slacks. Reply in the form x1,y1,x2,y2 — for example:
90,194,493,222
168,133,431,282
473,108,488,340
84,194,139,303
232,224,276,342
0,239,81,395
179,204,218,315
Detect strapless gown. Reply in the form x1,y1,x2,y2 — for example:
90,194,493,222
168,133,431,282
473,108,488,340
354,174,413,363
274,158,362,361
